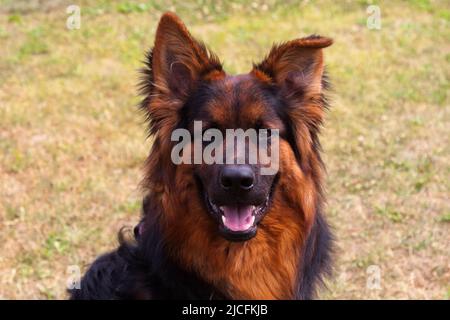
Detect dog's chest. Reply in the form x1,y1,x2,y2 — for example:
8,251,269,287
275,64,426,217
175,233,302,300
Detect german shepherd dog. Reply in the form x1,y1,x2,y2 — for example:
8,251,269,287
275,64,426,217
70,12,333,300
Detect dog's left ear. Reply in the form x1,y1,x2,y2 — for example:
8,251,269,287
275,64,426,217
253,36,333,174
253,36,332,97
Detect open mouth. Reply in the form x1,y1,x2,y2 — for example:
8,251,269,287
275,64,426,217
205,194,271,242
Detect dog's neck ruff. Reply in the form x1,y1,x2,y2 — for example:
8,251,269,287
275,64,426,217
139,196,308,299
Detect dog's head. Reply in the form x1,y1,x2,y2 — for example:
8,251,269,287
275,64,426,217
141,13,332,243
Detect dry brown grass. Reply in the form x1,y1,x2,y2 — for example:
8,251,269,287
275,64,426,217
0,0,449,299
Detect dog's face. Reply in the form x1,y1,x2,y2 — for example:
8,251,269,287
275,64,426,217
142,13,332,243
185,75,283,241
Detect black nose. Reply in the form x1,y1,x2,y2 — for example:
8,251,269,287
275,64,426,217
220,165,255,191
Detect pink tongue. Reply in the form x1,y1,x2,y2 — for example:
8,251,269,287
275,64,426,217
221,205,254,232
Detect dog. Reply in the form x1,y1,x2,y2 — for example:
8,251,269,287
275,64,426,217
70,12,333,300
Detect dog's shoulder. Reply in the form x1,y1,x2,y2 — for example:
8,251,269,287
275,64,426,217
68,250,124,299
69,225,226,300
295,209,334,299
69,244,155,300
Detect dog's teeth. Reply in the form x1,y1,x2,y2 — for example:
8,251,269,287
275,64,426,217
222,215,227,223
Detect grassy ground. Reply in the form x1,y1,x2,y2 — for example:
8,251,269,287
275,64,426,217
0,0,449,299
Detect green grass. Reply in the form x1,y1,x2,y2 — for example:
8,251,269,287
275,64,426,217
439,213,450,223
375,205,405,223
0,0,449,299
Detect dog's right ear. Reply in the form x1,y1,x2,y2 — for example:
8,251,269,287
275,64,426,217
150,12,223,101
